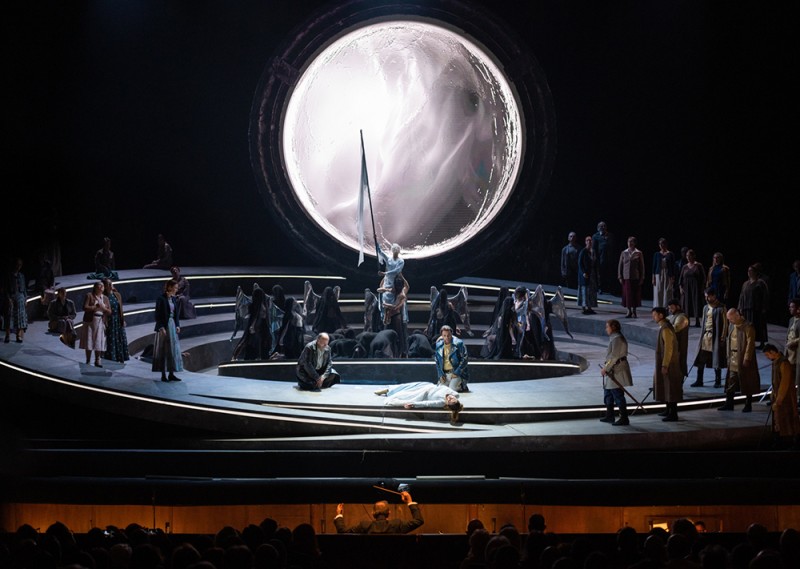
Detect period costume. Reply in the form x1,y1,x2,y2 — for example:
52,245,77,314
152,292,183,375
577,246,599,312
769,352,800,441
481,296,515,360
692,299,728,387
311,286,348,334
383,381,459,409
786,312,800,403
707,263,731,304
277,298,306,359
104,289,129,362
737,278,769,345
435,335,469,392
618,246,645,313
668,309,690,379
652,250,676,308
600,331,633,426
5,268,28,338
296,338,340,391
654,318,683,420
592,226,615,294
560,240,580,289
679,262,705,323
80,291,109,352
174,275,197,320
47,296,76,336
232,287,272,361
721,317,760,411
425,289,461,343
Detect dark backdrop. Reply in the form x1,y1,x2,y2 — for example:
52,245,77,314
6,1,796,322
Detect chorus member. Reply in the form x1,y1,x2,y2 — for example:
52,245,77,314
143,233,174,270
80,281,110,367
47,287,77,347
276,297,305,359
577,235,599,315
102,278,129,363
678,249,705,327
618,236,645,318
737,264,769,349
785,298,800,407
706,252,731,305
592,221,616,295
232,285,272,361
560,231,580,289
599,319,633,426
762,344,800,448
296,332,341,391
311,286,349,335
434,325,469,392
789,260,800,303
691,288,728,388
4,257,28,344
334,490,423,534
381,273,409,358
152,279,183,382
377,243,405,291
94,237,116,278
651,307,683,421
719,308,760,412
667,299,689,379
651,238,676,309
170,266,196,320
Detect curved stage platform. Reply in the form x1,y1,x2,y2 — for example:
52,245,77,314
1,266,786,450
4,266,799,506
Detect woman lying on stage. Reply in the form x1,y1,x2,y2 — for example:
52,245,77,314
374,381,464,424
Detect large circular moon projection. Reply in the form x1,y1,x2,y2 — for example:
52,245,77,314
250,0,555,285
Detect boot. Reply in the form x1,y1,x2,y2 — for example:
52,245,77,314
624,308,632,318
662,402,679,422
632,308,638,319
690,366,704,388
599,405,615,423
718,392,734,411
657,404,670,417
742,395,752,413
713,369,722,388
613,410,630,426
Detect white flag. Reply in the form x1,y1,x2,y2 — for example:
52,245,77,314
357,134,370,266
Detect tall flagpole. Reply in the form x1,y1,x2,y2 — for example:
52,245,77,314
360,130,381,270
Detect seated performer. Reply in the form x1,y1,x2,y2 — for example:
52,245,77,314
434,325,469,392
47,287,77,347
375,380,463,424
296,332,341,391
170,266,197,320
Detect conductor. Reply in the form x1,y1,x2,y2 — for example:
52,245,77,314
334,490,424,534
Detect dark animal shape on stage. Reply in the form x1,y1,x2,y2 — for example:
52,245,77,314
363,288,381,333
426,285,472,339
302,281,342,331
230,284,257,341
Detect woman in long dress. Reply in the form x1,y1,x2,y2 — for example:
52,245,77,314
651,238,676,308
103,278,129,363
678,249,705,326
375,381,464,424
4,257,28,343
152,279,183,382
80,281,111,367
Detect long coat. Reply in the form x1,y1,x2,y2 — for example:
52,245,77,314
602,332,633,389
770,354,800,436
725,320,761,395
654,320,683,402
693,301,728,370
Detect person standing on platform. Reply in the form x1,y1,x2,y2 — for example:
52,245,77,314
102,278,129,363
719,308,760,412
4,257,28,344
706,252,731,306
560,231,580,290
577,235,599,315
762,344,800,448
651,307,683,421
679,249,705,327
592,221,616,295
380,273,410,358
789,260,800,303
618,236,645,319
143,233,174,270
599,319,633,426
377,243,404,290
737,264,770,349
434,324,469,392
691,288,728,388
667,299,690,380
152,278,183,382
296,332,341,391
334,490,423,534
785,298,800,408
80,281,110,367
652,238,676,309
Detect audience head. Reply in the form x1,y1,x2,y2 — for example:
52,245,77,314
528,513,546,533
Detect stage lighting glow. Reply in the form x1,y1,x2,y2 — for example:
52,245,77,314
282,18,523,260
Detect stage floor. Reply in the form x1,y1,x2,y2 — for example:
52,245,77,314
0,267,787,453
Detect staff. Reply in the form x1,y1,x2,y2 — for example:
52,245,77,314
600,363,644,413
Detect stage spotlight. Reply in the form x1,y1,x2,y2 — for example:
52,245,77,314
250,0,556,286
